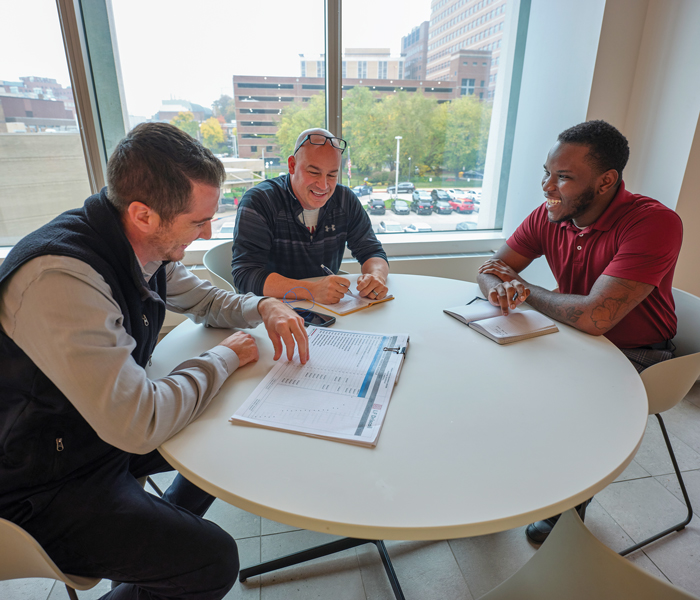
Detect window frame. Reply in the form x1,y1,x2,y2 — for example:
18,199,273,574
27,0,532,265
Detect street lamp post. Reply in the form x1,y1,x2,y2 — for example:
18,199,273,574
408,157,412,182
394,136,402,199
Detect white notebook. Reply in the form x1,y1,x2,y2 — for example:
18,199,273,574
444,302,558,344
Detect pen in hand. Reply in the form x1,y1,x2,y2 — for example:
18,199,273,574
320,264,349,292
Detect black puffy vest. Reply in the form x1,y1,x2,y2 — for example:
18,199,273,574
0,189,167,513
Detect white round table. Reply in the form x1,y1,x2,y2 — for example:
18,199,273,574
148,274,647,541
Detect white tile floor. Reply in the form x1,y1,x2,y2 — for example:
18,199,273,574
6,382,700,600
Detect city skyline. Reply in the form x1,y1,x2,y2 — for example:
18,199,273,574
4,0,432,119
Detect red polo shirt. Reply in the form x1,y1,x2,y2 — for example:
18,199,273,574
507,182,683,348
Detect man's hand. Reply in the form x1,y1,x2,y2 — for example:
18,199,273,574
478,258,530,315
356,273,388,300
258,298,309,363
309,275,351,304
218,332,259,367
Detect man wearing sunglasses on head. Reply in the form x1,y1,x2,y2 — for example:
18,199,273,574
231,128,389,304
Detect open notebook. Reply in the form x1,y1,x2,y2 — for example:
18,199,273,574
444,301,558,344
314,289,394,316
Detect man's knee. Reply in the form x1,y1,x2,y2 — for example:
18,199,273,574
202,524,239,599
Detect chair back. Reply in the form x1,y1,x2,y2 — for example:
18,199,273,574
672,288,700,356
641,288,700,415
203,240,236,292
480,509,696,600
0,518,99,591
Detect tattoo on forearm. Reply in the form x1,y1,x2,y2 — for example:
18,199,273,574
590,296,628,331
564,307,584,323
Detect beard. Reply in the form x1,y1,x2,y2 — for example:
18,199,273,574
548,186,596,224
150,223,186,262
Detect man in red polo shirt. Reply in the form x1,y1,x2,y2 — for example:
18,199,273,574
476,119,683,545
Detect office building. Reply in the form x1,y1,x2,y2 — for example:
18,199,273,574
234,73,463,162
401,21,430,80
302,48,405,80
427,0,507,98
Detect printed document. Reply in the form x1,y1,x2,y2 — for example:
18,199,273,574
230,327,409,447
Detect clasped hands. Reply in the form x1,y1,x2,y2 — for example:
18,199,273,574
218,298,309,367
478,258,530,315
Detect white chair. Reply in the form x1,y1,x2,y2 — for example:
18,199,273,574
0,518,100,600
203,240,349,294
619,288,700,556
481,509,698,600
202,240,235,292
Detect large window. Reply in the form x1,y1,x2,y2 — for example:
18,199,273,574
110,0,325,238
0,0,91,246
340,0,511,235
2,0,523,246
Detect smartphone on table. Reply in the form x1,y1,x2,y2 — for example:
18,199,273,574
293,307,336,328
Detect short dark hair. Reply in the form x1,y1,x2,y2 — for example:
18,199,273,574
557,120,630,179
107,122,225,223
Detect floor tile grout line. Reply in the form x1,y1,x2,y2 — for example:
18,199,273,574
353,546,371,600
640,548,675,585
446,537,479,600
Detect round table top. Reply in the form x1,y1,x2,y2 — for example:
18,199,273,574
148,274,648,540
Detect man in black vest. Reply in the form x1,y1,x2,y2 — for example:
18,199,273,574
0,122,309,600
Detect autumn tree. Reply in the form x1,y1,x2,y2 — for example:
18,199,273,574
170,111,199,138
201,117,225,152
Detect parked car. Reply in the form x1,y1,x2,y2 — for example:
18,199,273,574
352,184,373,197
214,222,236,238
367,198,386,215
412,189,432,202
410,194,433,215
456,221,477,231
430,189,452,203
377,220,403,233
391,199,410,215
432,199,453,215
448,197,476,213
404,222,432,233
387,181,416,194
448,189,473,201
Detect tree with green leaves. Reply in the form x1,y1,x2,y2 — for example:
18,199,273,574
442,94,492,177
170,111,199,139
275,88,492,179
201,117,225,152
277,94,326,159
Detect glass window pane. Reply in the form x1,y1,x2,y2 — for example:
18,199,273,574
0,1,90,246
342,0,511,235
111,0,324,239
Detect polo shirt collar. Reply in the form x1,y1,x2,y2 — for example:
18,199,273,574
559,180,632,233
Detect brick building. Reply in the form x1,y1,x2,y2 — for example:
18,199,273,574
233,74,462,162
427,0,508,98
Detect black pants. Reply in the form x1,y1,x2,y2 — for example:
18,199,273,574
16,450,239,600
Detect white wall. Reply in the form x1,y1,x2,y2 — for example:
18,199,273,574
499,0,607,288
499,0,700,293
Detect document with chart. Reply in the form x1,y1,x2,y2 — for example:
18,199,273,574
230,327,409,447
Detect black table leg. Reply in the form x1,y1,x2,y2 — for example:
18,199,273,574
239,536,406,600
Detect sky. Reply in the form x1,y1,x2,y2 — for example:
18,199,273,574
2,0,431,118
